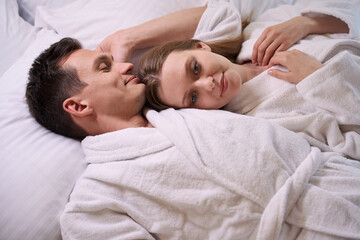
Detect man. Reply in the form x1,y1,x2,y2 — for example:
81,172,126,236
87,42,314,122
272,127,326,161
26,37,150,140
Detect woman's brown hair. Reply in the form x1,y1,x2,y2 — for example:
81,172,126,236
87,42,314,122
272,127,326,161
138,34,244,111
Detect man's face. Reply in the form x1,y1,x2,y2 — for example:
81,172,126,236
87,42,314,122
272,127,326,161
63,49,146,120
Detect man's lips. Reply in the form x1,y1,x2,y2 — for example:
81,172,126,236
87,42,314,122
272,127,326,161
125,75,140,85
220,73,228,96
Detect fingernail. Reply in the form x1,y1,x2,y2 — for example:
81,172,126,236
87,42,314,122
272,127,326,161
268,70,273,75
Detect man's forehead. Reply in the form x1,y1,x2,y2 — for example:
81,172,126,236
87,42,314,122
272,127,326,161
63,49,91,63
62,49,94,70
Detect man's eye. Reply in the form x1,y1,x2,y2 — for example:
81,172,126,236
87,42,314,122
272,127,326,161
99,62,111,71
193,61,200,75
191,92,197,104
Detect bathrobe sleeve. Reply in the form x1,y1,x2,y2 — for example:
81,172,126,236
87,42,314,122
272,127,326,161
300,0,360,39
296,50,360,160
193,0,298,42
61,210,155,240
193,0,242,42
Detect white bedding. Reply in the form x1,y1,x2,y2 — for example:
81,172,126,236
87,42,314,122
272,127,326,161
1,0,360,239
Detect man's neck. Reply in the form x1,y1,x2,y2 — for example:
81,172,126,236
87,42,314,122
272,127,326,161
86,113,152,136
109,114,151,131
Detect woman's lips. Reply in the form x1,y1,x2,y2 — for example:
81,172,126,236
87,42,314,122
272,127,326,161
220,73,228,96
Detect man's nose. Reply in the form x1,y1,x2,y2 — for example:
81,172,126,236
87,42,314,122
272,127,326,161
116,62,134,74
195,76,215,92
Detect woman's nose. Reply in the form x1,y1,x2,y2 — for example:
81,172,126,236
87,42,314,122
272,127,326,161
116,62,134,74
195,76,215,92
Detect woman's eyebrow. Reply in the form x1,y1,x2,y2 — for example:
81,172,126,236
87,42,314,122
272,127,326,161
185,56,194,78
182,57,194,107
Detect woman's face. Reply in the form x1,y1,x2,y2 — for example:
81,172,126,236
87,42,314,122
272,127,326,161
157,43,243,109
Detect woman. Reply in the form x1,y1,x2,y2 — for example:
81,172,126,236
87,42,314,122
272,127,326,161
138,3,360,161
139,37,324,110
139,11,351,110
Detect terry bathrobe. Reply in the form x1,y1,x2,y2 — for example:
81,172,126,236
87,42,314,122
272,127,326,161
225,1,360,160
60,109,360,239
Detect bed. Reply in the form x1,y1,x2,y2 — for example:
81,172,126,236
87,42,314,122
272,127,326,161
1,0,359,239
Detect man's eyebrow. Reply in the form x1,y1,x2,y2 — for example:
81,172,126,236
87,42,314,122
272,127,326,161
92,54,113,71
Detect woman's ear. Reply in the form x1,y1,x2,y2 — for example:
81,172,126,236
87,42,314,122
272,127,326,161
195,42,211,51
63,97,93,118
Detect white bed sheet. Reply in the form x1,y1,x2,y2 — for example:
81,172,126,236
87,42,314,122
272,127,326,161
0,0,35,77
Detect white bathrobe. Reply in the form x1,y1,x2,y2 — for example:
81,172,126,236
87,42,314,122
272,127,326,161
60,109,360,240
225,2,360,160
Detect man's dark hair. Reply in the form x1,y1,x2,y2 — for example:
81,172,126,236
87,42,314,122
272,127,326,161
26,38,88,140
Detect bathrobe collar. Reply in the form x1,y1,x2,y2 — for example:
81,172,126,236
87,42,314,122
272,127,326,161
81,127,173,164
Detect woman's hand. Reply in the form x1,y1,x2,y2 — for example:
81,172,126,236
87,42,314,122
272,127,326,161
267,49,323,84
96,29,135,62
252,14,349,66
252,16,312,66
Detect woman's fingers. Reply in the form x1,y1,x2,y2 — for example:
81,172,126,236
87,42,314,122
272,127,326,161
252,32,267,63
255,36,277,65
268,50,323,84
261,40,285,66
268,50,286,68
253,28,288,66
268,69,292,82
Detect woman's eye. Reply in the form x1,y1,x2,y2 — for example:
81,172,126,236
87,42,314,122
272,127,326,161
193,61,200,75
191,92,197,104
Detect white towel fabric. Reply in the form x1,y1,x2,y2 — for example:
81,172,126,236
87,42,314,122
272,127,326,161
61,109,360,239
226,1,360,160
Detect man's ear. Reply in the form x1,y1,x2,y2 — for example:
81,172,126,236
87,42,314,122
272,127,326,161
63,97,93,118
195,42,211,51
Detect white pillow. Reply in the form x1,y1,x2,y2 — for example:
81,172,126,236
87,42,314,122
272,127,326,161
0,0,35,77
35,0,207,65
17,0,76,25
0,28,87,240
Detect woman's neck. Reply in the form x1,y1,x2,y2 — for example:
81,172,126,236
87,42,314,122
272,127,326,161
235,61,267,84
